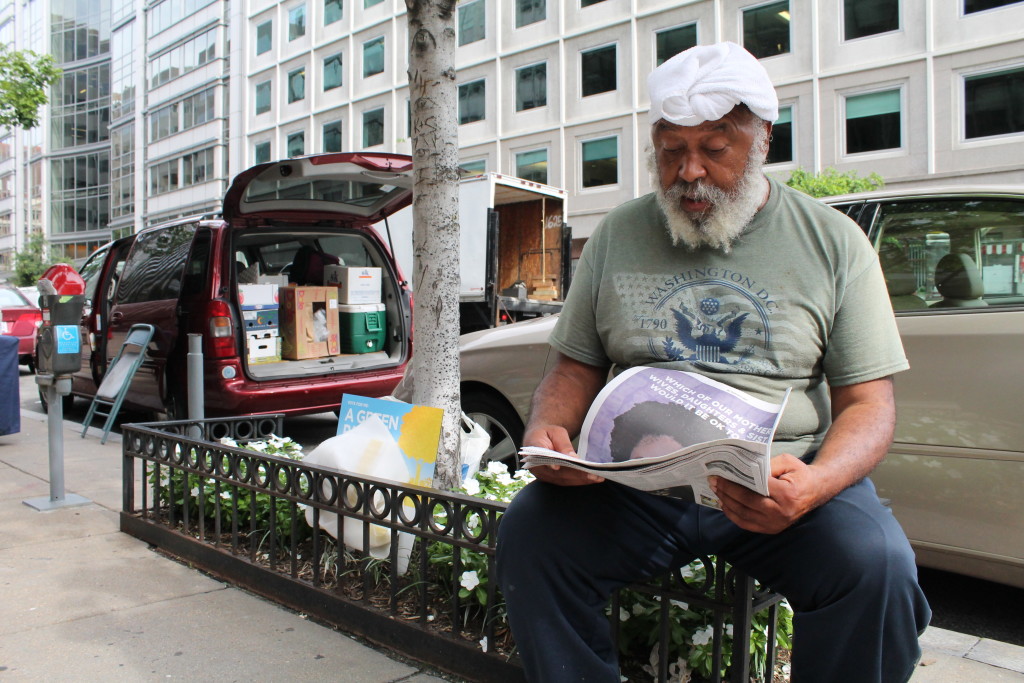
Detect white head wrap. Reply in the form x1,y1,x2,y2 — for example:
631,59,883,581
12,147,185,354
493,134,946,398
648,42,778,127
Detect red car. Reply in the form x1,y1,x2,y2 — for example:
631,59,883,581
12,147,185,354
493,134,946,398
57,153,414,418
1,284,43,372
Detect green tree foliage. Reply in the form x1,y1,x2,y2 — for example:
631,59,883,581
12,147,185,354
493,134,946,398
13,232,66,287
0,48,62,130
785,167,885,198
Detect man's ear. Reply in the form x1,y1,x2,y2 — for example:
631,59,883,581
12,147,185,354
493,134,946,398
763,121,774,156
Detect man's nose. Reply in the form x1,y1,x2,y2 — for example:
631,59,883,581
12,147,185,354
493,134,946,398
678,154,706,183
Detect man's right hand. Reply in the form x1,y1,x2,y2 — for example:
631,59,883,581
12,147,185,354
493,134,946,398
523,425,605,487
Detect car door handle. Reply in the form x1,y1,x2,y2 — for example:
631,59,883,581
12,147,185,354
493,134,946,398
110,311,124,324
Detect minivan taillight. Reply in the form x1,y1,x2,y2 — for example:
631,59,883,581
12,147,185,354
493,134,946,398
206,300,237,358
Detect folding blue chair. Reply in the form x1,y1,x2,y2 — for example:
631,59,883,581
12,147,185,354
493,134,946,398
81,324,155,444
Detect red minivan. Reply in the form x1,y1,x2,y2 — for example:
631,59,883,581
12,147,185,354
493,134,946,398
56,153,414,419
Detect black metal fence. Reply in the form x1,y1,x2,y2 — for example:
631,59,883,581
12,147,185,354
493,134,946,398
120,415,784,683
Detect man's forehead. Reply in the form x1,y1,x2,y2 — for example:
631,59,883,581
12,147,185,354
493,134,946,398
654,113,746,138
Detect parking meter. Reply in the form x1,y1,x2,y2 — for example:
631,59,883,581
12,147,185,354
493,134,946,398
36,293,85,375
36,264,86,376
25,264,91,512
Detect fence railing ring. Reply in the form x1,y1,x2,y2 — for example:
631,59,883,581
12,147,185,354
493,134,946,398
339,479,364,512
427,498,455,535
366,484,393,520
396,490,424,526
458,505,489,544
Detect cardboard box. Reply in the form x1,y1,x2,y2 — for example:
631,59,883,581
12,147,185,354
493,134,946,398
338,303,386,354
238,283,279,308
242,307,280,330
246,330,282,363
279,285,340,359
325,266,382,304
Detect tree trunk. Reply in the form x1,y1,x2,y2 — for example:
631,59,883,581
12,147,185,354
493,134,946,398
406,0,462,490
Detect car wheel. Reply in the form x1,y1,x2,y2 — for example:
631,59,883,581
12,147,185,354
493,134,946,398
461,390,524,473
38,386,75,415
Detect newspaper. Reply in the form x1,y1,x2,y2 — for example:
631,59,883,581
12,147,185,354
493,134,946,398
520,366,791,509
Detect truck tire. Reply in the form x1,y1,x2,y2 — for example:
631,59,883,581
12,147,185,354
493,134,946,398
461,390,524,473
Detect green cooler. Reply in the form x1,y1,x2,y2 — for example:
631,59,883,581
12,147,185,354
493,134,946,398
338,303,386,353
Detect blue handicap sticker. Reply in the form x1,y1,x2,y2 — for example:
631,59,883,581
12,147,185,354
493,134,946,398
55,325,80,354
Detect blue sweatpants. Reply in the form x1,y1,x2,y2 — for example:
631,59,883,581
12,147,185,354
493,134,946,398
495,477,931,682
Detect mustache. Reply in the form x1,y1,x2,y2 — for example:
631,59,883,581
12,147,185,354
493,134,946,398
663,179,730,206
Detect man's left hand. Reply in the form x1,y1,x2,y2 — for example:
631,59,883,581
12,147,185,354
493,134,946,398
710,454,827,534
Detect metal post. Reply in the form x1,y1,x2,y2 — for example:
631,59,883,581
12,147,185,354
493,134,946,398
24,374,90,511
187,333,205,439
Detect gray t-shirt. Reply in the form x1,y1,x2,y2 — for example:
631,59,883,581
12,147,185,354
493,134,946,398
550,178,908,457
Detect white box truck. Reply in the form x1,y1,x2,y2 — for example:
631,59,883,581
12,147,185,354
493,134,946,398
375,172,572,333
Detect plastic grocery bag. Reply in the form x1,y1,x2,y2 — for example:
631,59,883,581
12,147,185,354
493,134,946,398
303,414,416,574
459,413,490,486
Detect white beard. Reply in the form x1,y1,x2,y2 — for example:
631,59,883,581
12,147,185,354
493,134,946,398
651,129,769,252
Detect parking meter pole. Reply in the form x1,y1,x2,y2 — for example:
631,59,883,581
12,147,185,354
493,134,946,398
187,334,204,440
23,374,90,511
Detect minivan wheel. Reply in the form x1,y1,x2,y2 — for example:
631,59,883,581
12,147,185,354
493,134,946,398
461,390,524,473
38,386,75,415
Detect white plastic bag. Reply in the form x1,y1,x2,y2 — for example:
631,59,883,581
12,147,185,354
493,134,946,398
459,413,490,485
303,415,416,574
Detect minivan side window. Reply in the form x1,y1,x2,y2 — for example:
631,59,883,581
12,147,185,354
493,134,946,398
871,199,1024,310
115,224,199,304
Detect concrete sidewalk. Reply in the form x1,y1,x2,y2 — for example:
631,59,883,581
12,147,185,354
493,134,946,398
2,408,1023,682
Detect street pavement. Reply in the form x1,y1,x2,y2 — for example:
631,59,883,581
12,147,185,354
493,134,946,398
2,406,1024,682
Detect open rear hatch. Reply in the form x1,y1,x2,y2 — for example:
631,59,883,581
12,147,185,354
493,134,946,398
222,153,415,380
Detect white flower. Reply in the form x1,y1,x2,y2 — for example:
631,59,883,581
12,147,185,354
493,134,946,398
495,471,514,487
725,624,733,637
514,469,535,481
486,461,507,476
691,625,713,646
220,491,232,500
670,599,689,611
467,514,480,530
478,636,488,652
632,603,646,616
247,441,268,452
619,607,629,622
462,478,481,496
190,487,200,497
460,570,480,591
219,437,238,448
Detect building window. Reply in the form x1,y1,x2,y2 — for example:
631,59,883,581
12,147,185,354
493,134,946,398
766,106,793,164
256,20,272,55
581,45,616,96
363,37,384,77
845,89,901,154
459,159,486,177
323,53,343,90
964,67,1024,139
844,0,899,40
964,0,1022,13
743,1,790,59
581,0,606,6
150,103,179,142
183,148,214,186
288,5,306,41
581,136,618,187
323,120,343,152
365,0,383,6
287,131,305,157
255,81,271,115
516,149,547,184
458,79,485,124
182,88,215,129
150,158,178,196
516,62,547,111
516,0,544,27
324,0,342,24
656,24,697,66
458,0,485,46
288,67,306,103
149,28,217,89
363,108,384,147
254,141,271,164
